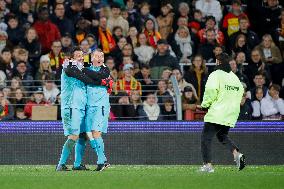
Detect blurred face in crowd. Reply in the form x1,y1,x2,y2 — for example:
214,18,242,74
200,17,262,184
165,101,173,112
177,17,188,27
141,67,150,78
161,5,171,16
26,28,37,41
140,4,150,16
99,17,107,29
118,37,127,49
11,78,20,89
105,58,115,70
55,3,65,18
61,36,72,47
123,56,133,65
16,62,27,74
161,69,172,80
124,67,134,78
193,56,203,69
113,27,123,37
237,35,246,47
130,90,140,102
138,33,147,45
232,3,241,14
158,80,167,93
121,10,129,20
184,91,193,99
8,18,18,29
239,19,249,31
73,50,84,63
2,87,10,98
157,43,168,55
91,50,104,66
51,41,62,55
145,94,156,106
129,27,138,37
84,0,92,9
236,52,246,64
71,2,83,12
205,19,215,29
253,75,265,87
251,50,261,63
267,0,278,7
229,59,237,73
255,88,264,101
269,86,280,98
34,93,44,103
193,11,202,21
86,36,96,47
1,51,12,63
15,88,24,100
263,36,272,48
0,92,4,102
172,69,182,82
177,28,189,38
240,93,246,106
80,40,90,52
45,81,54,91
111,7,121,18
41,60,50,70
126,0,135,9
145,20,154,31
38,9,49,22
122,44,133,56
118,95,129,104
179,3,189,17
0,0,6,11
18,51,28,62
20,2,30,13
213,46,222,56
206,30,216,43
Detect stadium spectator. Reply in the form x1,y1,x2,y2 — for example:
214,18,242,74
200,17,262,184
110,37,127,68
2,86,10,99
261,84,284,120
149,39,179,80
138,2,158,32
127,26,138,48
80,39,91,64
247,72,268,101
0,48,14,79
107,2,129,36
33,6,61,54
111,91,137,120
157,3,174,40
229,16,259,51
195,0,222,23
86,34,97,52
24,87,49,119
245,49,271,88
229,58,250,90
172,68,198,96
143,18,161,48
238,91,252,120
278,8,284,58
130,89,142,110
12,61,34,91
182,86,199,112
105,56,118,81
134,33,155,64
174,26,193,63
0,90,14,120
235,51,246,74
115,64,141,95
9,87,26,110
0,62,6,87
155,80,173,105
0,30,11,53
222,0,247,37
231,33,251,60
19,27,41,74
138,92,162,120
6,14,24,46
17,1,34,30
81,0,96,22
35,55,55,84
112,26,123,43
43,79,60,104
14,108,28,120
50,3,75,37
60,33,74,54
197,29,218,62
172,2,191,32
96,16,116,54
9,77,23,92
160,97,176,120
184,55,208,99
64,0,84,28
48,40,64,77
251,87,264,120
124,0,141,32
134,64,155,96
0,0,10,21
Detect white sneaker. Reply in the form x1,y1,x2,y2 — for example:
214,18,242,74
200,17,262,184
200,165,214,173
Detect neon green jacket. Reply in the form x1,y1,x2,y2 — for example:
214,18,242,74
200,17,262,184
201,70,244,127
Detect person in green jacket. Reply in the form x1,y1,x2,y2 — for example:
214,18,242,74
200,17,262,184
198,53,246,173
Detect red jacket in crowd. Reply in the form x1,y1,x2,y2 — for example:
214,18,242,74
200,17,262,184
33,20,61,53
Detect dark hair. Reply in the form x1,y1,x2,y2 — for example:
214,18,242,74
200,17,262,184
140,64,150,70
38,6,49,13
269,84,281,92
1,48,11,54
72,0,83,5
72,46,82,54
216,53,230,65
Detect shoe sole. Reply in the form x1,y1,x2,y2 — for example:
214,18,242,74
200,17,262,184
239,155,246,171
104,164,111,169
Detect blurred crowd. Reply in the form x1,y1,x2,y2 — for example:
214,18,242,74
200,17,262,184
0,0,284,121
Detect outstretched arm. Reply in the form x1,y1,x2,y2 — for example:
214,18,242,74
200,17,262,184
82,66,110,80
64,65,101,85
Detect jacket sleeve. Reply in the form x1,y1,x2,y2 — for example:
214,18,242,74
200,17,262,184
251,101,261,117
1,104,14,120
82,66,110,80
201,72,219,109
275,98,284,115
64,65,101,85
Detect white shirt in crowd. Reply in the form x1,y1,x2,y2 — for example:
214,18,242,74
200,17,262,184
260,94,284,118
43,86,60,104
195,0,223,22
134,45,155,64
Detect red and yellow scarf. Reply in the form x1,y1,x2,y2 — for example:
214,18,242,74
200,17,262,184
99,27,116,54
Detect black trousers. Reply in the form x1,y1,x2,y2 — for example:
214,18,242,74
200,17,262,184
201,122,239,163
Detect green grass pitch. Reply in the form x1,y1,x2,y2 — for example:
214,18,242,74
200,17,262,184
0,165,283,189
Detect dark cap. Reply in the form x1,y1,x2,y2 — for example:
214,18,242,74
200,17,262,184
111,2,121,9
184,86,193,93
34,87,44,94
157,39,168,45
62,32,72,38
205,16,216,23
